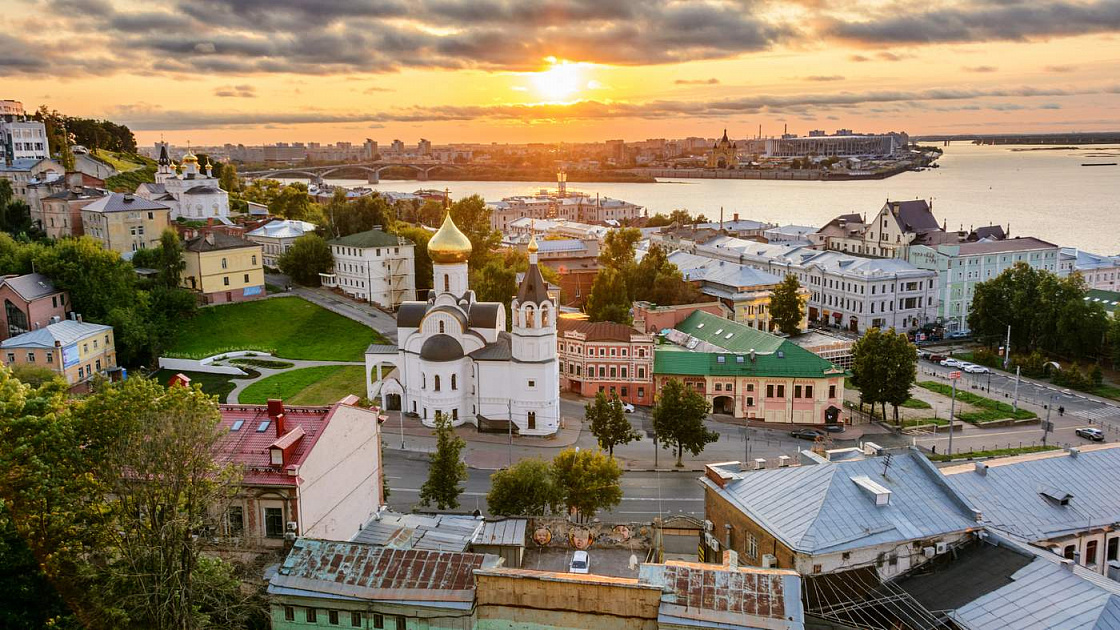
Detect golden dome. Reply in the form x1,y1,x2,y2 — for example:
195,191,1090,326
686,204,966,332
428,213,472,264
527,232,539,254
182,151,198,164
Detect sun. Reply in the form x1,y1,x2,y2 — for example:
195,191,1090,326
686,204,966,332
531,58,584,102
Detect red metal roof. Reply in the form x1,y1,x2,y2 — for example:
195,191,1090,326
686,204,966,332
558,317,648,343
216,397,358,487
646,561,791,621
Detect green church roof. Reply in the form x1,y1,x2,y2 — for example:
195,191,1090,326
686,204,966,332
329,229,410,249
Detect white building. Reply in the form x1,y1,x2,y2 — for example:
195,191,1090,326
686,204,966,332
245,219,318,268
1062,248,1120,291
764,131,908,158
366,215,559,436
321,228,416,308
0,119,50,163
135,143,231,220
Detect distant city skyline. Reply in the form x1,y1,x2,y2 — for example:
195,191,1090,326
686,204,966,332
4,1,1120,146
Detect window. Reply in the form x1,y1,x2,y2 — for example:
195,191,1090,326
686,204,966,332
443,274,450,291
264,507,284,538
1064,544,1076,560
746,533,758,558
598,366,605,378
528,379,535,387
777,385,786,398
795,385,802,398
244,273,250,283
434,375,441,391
766,384,774,398
252,255,257,265
221,257,228,269
373,613,385,628
638,387,645,398
805,385,813,398
26,351,34,362
1108,538,1119,562
45,352,53,363
715,383,722,391
637,367,645,378
829,385,836,399
306,608,317,622
439,321,445,334
351,611,362,627
609,367,616,378
223,276,230,286
451,374,457,390
284,606,295,621
746,397,754,407
1087,540,1099,566
395,616,406,630
329,610,340,625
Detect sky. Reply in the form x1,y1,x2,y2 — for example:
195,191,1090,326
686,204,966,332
4,0,1120,147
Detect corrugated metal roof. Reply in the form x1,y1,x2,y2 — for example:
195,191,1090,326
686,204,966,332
473,519,527,547
271,538,494,603
944,445,1120,542
675,310,785,354
329,228,409,249
353,512,482,552
82,192,170,213
0,320,112,349
0,272,62,301
703,451,979,555
639,560,804,629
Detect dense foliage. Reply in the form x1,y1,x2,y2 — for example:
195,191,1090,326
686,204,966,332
585,230,702,324
770,274,805,336
278,234,334,287
851,327,918,425
651,378,718,466
419,413,469,510
585,391,641,457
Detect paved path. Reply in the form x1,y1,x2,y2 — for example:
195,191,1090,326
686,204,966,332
223,358,364,404
266,273,398,343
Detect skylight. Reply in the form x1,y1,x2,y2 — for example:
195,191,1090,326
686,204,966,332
231,420,244,431
257,420,271,433
714,329,724,335
696,323,704,329
725,332,734,339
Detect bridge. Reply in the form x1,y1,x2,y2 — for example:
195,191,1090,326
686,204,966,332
240,162,463,184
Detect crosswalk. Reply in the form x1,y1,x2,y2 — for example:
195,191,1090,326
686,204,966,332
1072,406,1120,427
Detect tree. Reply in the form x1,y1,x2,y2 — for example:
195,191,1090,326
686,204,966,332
550,448,622,520
449,194,501,268
851,327,887,417
325,193,394,238
278,234,333,286
630,243,702,306
218,162,240,194
269,183,318,221
598,227,641,271
585,392,640,457
419,413,468,510
881,329,918,425
770,274,805,336
651,378,717,467
585,266,632,324
394,226,433,290
1111,310,1120,367
240,178,283,207
486,459,560,516
156,229,185,289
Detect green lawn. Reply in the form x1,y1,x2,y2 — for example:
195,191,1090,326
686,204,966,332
903,417,949,428
928,445,1058,462
240,365,365,405
901,398,932,409
93,149,150,172
230,357,295,369
1093,384,1120,401
918,381,1037,423
152,369,257,403
167,297,386,360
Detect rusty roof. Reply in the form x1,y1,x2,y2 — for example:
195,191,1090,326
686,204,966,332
639,561,804,629
558,317,648,342
271,538,497,603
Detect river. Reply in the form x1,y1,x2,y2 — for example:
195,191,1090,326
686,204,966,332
284,143,1120,254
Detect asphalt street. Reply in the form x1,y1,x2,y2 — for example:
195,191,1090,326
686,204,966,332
383,452,706,522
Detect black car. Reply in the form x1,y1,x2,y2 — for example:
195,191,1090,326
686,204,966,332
824,423,845,433
791,428,826,440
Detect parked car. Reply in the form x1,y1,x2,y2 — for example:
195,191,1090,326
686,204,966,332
940,358,963,367
917,350,931,360
824,423,845,433
947,330,971,339
791,428,826,440
621,403,635,413
964,364,990,374
570,550,590,574
1076,427,1104,442
927,353,946,363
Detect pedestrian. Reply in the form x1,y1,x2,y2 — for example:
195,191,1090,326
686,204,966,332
1059,406,1065,417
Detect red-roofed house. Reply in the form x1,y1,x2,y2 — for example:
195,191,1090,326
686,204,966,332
557,314,655,406
216,396,384,549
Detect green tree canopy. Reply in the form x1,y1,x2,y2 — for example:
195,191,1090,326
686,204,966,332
585,391,640,457
419,413,469,510
550,448,623,521
585,266,632,324
770,273,805,336
652,378,717,467
394,226,433,291
449,194,501,268
324,193,394,238
486,459,561,517
269,183,319,222
218,161,240,193
278,234,334,286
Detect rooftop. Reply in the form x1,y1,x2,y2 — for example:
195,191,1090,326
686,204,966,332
352,511,482,552
82,192,170,214
1,319,111,349
639,560,804,629
329,228,410,249
246,219,317,239
558,316,648,343
183,232,259,253
0,272,63,301
950,236,1059,256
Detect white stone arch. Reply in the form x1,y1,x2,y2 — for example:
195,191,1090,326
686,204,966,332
522,303,537,329
539,302,552,328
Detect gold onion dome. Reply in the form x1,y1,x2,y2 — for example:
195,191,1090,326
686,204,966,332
428,214,472,264
182,151,198,164
527,232,539,253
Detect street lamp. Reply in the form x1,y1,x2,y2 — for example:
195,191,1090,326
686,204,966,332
1042,392,1060,446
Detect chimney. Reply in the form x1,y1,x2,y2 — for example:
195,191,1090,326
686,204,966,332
207,217,214,227
753,458,766,470
76,314,82,323
723,549,739,570
733,213,740,222
268,399,286,436
975,461,988,475
204,232,215,246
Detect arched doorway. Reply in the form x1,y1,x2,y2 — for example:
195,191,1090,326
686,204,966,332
712,395,735,415
384,393,401,411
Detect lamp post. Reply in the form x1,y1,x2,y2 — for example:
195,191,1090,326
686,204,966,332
947,370,961,456
1043,393,1059,446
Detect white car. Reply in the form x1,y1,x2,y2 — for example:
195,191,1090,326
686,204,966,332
570,550,590,574
622,403,635,413
940,358,962,368
964,364,990,374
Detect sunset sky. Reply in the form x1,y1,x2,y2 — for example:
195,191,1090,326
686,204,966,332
4,0,1120,147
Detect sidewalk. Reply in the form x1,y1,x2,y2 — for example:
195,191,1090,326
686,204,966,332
266,273,399,343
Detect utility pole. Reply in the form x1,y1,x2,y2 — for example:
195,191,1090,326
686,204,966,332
653,430,658,469
1003,324,1012,370
1043,395,1054,446
947,370,961,456
1013,366,1021,412
508,399,513,468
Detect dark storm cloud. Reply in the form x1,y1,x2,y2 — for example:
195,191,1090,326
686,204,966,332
213,85,256,98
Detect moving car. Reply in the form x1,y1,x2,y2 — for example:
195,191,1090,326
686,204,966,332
940,358,963,367
791,428,826,440
569,550,590,574
947,330,971,339
963,364,990,374
824,423,845,433
621,403,635,413
1076,427,1104,442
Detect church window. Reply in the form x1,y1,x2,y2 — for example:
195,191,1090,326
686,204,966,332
439,321,445,334
451,374,457,390
452,409,458,421
422,373,426,388
434,375,440,391
443,274,450,292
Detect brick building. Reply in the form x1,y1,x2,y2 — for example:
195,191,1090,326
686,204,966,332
0,273,70,340
557,315,655,406
632,300,731,334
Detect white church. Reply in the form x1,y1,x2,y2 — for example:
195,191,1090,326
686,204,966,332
366,213,560,436
135,143,231,221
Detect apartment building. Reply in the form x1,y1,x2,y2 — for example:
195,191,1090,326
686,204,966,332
0,273,70,340
321,228,415,308
181,232,265,304
557,315,655,406
0,318,115,385
80,192,171,254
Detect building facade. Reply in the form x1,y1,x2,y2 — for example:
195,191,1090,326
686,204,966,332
181,232,265,304
36,185,105,239
0,119,49,163
0,273,70,340
557,315,655,406
135,144,231,220
0,318,115,385
245,219,318,268
367,216,560,435
1063,248,1120,291
908,236,1064,332
321,228,416,308
654,311,845,423
707,129,737,168
80,192,171,254
763,131,907,158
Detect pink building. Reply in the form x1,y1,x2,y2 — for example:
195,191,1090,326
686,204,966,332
557,316,655,406
0,273,70,340
632,300,731,335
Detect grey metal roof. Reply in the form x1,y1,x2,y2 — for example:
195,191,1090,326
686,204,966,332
82,192,170,214
1,320,112,349
246,219,316,239
703,451,980,555
472,519,527,547
419,334,464,362
944,445,1120,542
1,273,62,301
396,302,429,327
515,263,550,304
365,344,398,355
184,185,221,194
468,302,501,329
469,332,512,361
352,512,483,552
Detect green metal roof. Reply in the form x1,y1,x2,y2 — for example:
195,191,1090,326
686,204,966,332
1086,289,1119,314
329,229,409,248
675,310,785,353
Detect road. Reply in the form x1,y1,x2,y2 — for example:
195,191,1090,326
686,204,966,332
907,357,1120,455
383,451,706,521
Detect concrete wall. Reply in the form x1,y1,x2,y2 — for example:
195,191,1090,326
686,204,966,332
475,571,660,630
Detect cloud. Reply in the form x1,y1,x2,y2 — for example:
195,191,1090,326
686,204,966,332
362,86,394,94
1045,64,1076,73
849,54,871,62
962,65,998,73
805,75,845,81
675,78,720,85
213,84,256,98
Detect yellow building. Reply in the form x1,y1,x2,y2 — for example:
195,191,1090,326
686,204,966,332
181,232,265,304
0,318,115,385
707,129,737,169
80,192,170,254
